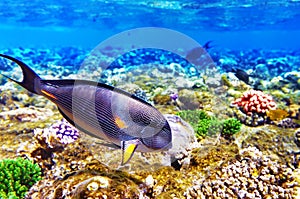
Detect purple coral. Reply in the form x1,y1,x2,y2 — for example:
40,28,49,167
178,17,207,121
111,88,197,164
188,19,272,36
49,119,80,144
170,92,178,101
277,118,300,128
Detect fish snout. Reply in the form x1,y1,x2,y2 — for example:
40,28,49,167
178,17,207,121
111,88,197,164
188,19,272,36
141,122,172,151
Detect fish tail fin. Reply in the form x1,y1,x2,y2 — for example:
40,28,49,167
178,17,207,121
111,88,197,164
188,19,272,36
0,54,41,94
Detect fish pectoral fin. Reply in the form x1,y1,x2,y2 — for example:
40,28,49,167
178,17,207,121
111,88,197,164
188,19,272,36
121,139,140,165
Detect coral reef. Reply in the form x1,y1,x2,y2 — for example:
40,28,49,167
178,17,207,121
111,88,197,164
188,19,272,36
0,157,42,199
230,90,280,127
267,109,289,121
17,123,141,198
232,90,277,115
137,167,192,199
221,118,242,136
0,107,54,123
229,106,267,126
162,114,199,169
185,147,298,198
205,118,224,136
195,118,222,138
221,73,233,87
26,163,141,199
177,110,222,138
1,47,300,198
177,110,242,139
17,119,85,174
277,118,300,129
177,89,203,110
176,109,209,133
295,130,300,148
47,119,80,145
153,93,172,105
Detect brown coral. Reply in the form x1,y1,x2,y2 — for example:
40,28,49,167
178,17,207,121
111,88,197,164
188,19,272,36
185,147,298,198
267,109,289,121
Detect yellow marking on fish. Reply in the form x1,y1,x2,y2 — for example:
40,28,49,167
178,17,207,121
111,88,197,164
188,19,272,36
122,143,138,165
41,89,57,100
115,116,128,129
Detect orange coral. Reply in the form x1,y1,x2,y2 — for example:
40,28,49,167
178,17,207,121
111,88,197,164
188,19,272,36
232,90,277,115
266,109,289,121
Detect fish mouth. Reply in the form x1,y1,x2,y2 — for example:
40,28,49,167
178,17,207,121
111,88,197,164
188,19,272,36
140,125,172,151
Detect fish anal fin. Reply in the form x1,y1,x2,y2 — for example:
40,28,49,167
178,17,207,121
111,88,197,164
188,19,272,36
58,107,75,126
121,139,140,165
96,141,120,149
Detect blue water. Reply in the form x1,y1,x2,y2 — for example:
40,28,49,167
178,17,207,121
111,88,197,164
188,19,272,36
0,0,300,50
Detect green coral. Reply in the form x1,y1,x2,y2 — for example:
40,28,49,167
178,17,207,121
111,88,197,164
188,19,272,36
207,118,223,135
196,117,223,137
221,118,242,136
177,110,209,125
0,157,42,199
177,110,211,137
195,118,211,137
177,110,242,138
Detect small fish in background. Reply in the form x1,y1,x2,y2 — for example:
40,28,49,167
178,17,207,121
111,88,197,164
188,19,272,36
0,54,172,165
202,40,214,50
232,68,250,84
185,40,214,61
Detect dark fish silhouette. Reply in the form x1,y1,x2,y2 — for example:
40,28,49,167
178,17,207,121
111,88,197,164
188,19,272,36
0,54,172,165
203,40,214,50
232,68,249,84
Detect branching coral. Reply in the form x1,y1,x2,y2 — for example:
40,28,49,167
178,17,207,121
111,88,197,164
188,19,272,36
196,118,213,137
177,110,242,138
176,109,209,131
221,118,242,136
185,147,297,198
0,157,42,199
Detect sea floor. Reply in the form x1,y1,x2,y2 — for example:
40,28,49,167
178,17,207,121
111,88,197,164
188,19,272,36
0,46,300,198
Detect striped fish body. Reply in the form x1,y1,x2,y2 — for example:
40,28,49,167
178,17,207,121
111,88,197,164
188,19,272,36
41,80,172,152
0,54,172,164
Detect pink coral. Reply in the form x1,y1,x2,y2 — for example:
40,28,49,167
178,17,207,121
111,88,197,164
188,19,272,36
232,90,277,115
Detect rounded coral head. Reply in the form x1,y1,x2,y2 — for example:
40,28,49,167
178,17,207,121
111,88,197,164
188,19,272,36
232,90,277,115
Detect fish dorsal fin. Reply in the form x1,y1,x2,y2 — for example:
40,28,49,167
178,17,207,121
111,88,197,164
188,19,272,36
121,139,140,165
43,79,153,107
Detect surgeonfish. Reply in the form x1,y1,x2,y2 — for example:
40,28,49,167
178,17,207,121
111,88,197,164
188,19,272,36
232,68,250,84
0,54,172,165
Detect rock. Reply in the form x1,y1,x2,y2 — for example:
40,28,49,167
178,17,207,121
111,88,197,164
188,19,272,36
164,114,199,167
0,107,54,122
177,89,202,110
175,77,195,88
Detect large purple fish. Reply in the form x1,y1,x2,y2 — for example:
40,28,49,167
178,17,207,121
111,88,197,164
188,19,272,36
0,54,172,165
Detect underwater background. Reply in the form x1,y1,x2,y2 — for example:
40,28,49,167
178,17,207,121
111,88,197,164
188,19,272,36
0,0,300,198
